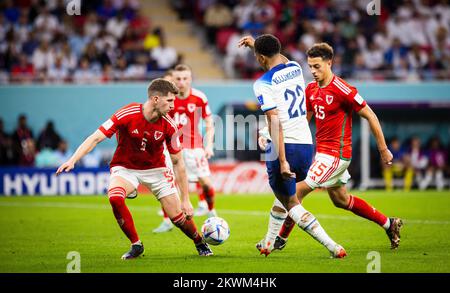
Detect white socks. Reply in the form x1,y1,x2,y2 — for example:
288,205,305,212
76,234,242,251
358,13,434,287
198,200,208,209
264,209,287,247
288,204,337,252
383,218,391,230
436,170,444,190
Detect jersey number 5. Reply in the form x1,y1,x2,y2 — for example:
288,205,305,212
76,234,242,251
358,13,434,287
140,137,147,151
284,85,306,119
164,169,175,188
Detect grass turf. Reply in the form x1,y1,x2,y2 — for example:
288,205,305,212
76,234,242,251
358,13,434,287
0,190,449,273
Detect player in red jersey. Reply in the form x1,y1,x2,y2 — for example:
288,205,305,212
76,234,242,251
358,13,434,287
258,43,403,255
153,64,218,232
153,69,210,233
56,79,213,259
171,64,216,217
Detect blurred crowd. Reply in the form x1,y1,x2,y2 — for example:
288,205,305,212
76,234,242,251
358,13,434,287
379,136,449,191
2,0,449,82
0,115,105,168
0,0,182,84
173,0,450,80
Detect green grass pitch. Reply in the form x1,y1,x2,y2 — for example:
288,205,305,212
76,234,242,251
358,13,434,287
0,190,449,273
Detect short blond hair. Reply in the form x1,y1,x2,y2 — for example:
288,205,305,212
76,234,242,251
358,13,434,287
173,64,192,72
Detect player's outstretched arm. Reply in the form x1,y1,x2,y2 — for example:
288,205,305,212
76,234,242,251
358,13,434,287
238,35,290,64
238,35,255,49
170,151,194,219
358,105,393,165
56,130,106,175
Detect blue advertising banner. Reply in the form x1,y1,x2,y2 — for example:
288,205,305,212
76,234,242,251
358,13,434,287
0,167,110,196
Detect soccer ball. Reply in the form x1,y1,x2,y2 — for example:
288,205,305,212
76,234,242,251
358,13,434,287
201,217,230,245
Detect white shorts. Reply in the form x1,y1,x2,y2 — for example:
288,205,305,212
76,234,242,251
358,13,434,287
304,153,351,189
182,148,211,182
110,166,177,200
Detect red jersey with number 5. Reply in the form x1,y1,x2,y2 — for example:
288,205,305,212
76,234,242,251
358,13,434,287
98,103,181,170
305,75,367,160
169,88,212,149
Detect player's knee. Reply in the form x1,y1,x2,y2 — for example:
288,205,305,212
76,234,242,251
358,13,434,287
286,195,300,209
272,205,286,213
108,187,126,206
272,198,286,211
109,195,125,206
331,196,348,209
202,183,214,195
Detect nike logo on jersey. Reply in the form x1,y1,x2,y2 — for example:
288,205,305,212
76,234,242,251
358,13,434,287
132,129,139,134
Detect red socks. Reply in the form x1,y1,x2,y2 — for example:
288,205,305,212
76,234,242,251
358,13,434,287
203,186,215,210
347,195,388,227
278,194,389,240
197,182,205,201
171,212,203,244
108,187,139,243
108,186,209,246
279,216,295,239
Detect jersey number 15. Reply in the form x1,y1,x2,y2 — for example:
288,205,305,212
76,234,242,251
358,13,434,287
284,85,306,119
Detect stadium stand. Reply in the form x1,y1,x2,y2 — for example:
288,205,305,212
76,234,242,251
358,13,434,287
2,0,448,82
0,0,184,83
175,0,450,80
0,0,227,82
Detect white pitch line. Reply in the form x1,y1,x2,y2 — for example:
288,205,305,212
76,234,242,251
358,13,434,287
217,208,450,225
0,201,449,225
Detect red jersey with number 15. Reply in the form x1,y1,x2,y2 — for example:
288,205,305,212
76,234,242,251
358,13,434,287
98,103,181,170
169,88,212,149
305,75,367,160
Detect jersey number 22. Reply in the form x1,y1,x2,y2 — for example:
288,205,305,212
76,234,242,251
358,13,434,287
284,85,306,119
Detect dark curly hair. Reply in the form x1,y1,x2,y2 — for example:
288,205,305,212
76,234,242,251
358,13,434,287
306,43,334,60
254,34,281,58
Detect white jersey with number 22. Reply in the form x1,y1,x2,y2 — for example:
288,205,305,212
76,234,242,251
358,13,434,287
253,61,312,144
